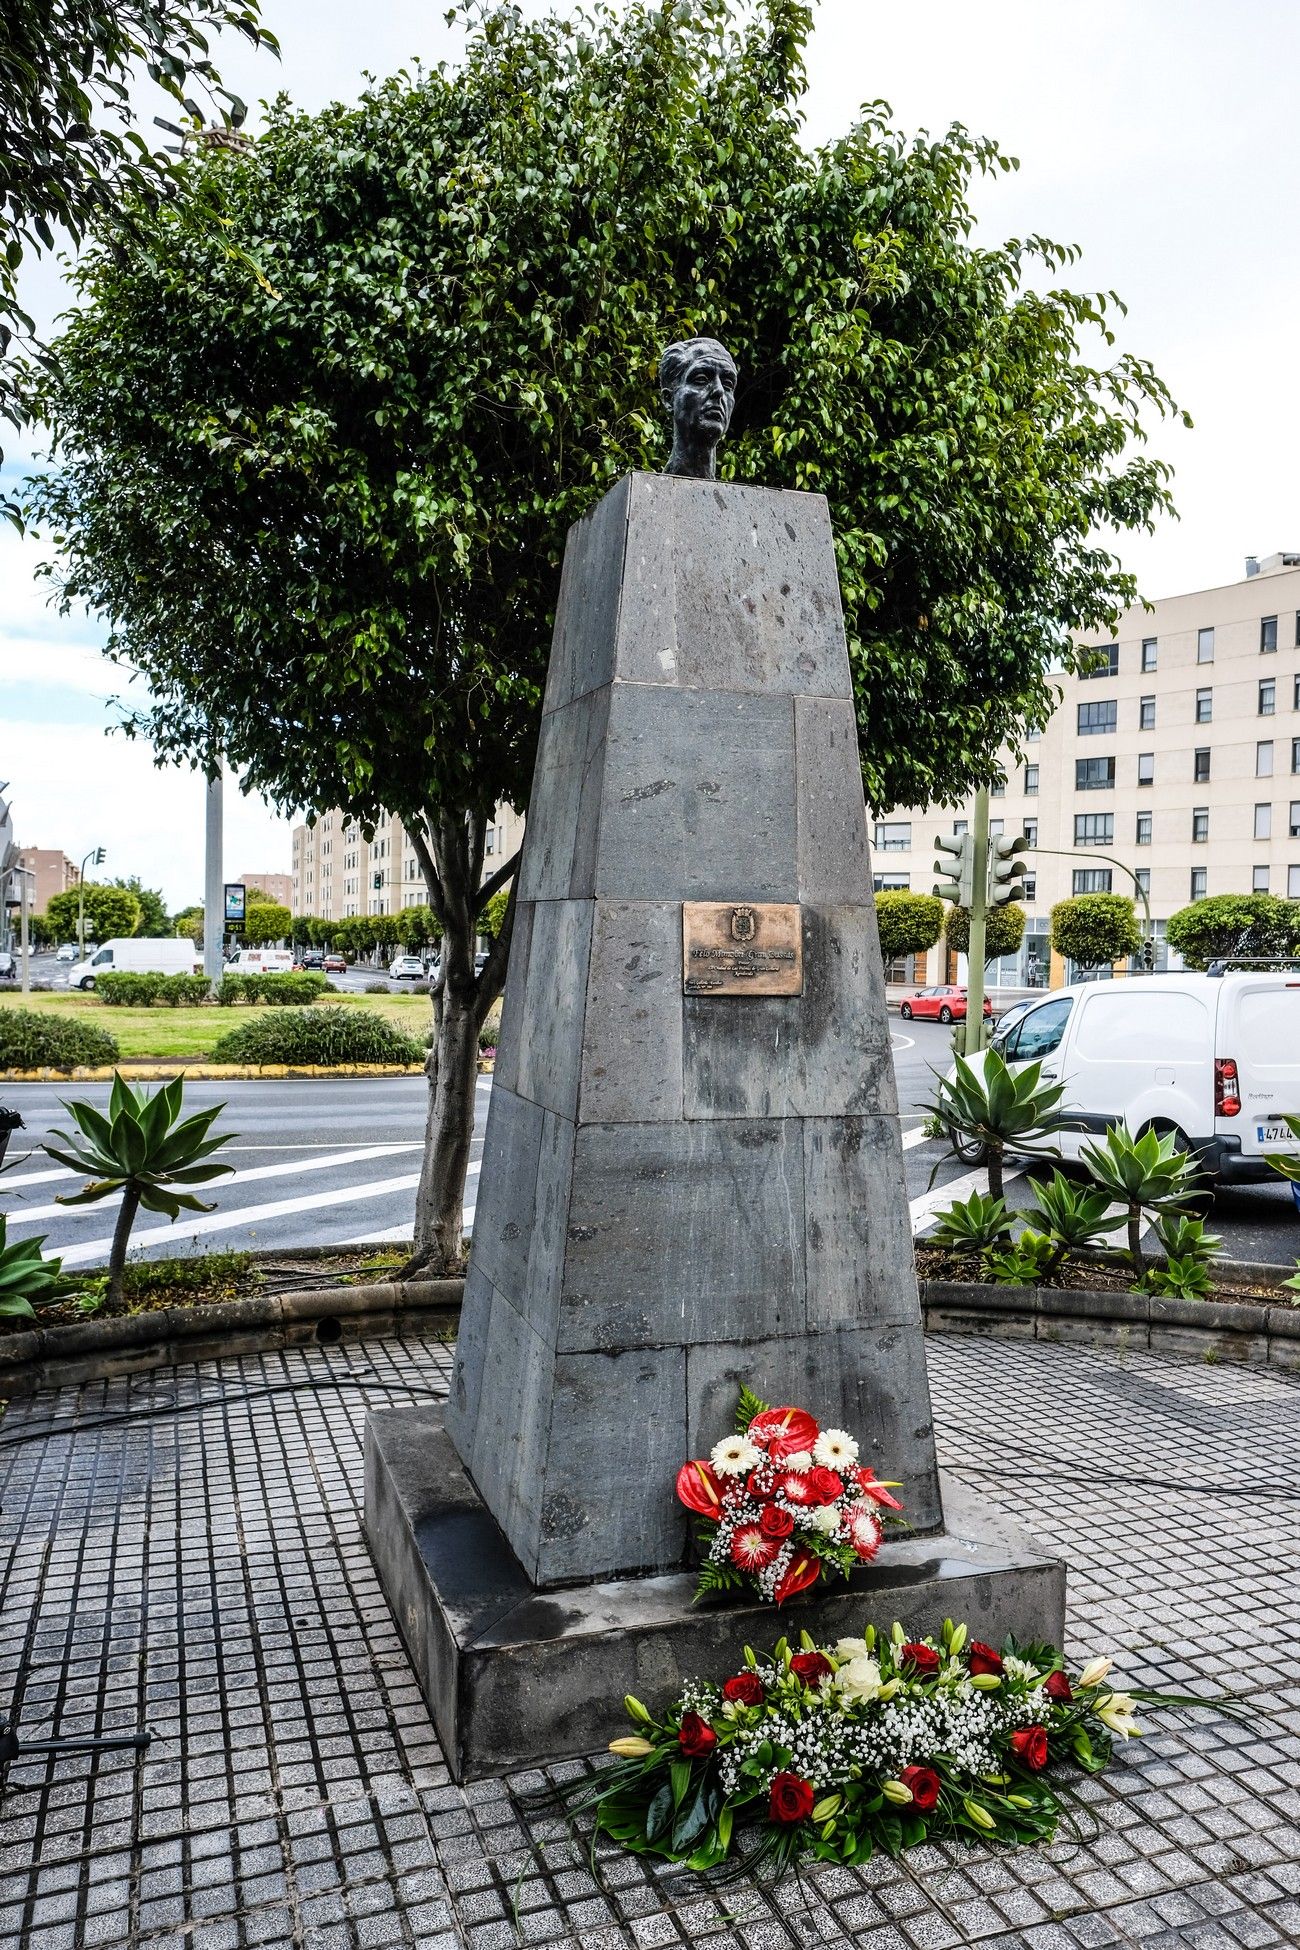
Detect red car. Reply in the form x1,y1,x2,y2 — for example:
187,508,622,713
898,985,993,1025
322,953,348,973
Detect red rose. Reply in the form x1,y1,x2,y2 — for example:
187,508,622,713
759,1505,795,1539
773,1551,821,1605
805,1466,844,1506
967,1641,1004,1676
1009,1725,1049,1771
730,1523,780,1572
790,1652,833,1688
900,1642,941,1676
746,1467,776,1502
722,1673,765,1707
899,1764,941,1811
675,1459,724,1520
1044,1670,1073,1703
678,1711,718,1758
748,1407,819,1457
768,1771,815,1824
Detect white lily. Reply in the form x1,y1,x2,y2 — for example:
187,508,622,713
1078,1656,1114,1689
1095,1691,1141,1738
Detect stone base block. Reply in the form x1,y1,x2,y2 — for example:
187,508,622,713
364,1407,1066,1782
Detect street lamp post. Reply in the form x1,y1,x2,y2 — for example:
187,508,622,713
77,845,106,960
11,868,35,995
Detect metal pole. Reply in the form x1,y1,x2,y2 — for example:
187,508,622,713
964,786,989,1057
1029,848,1153,969
77,847,94,960
204,772,224,983
18,872,30,995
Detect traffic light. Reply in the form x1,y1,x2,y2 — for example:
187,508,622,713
987,833,1030,906
932,831,975,905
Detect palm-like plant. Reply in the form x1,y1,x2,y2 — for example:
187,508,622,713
1027,1171,1126,1280
928,1050,1073,1200
0,1217,63,1318
928,1188,1012,1253
1078,1125,1201,1283
46,1074,234,1304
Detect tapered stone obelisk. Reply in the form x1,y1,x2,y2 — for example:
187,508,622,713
365,468,1064,1779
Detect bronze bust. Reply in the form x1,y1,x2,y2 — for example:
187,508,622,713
658,336,736,479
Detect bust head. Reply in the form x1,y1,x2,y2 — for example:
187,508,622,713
658,336,737,479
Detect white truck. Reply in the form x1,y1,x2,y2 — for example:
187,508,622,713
953,969,1300,1187
68,938,201,991
225,948,294,974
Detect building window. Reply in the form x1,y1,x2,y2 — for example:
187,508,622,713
1196,687,1213,723
1291,801,1300,838
1192,807,1209,843
874,821,911,852
1295,674,1300,710
1197,627,1215,663
1141,636,1158,672
1295,612,1300,648
485,829,495,854
1077,699,1118,735
1022,873,1036,902
989,819,1005,836
953,819,968,835
1261,615,1278,653
1025,725,1042,742
1081,643,1119,678
1074,813,1114,846
1193,748,1211,783
1073,868,1113,894
1260,679,1276,716
1293,736,1300,773
872,873,909,892
1254,866,1270,893
1024,763,1039,794
1022,818,1038,846
990,780,1005,797
1291,866,1300,900
1254,803,1272,841
1190,867,1207,900
1138,753,1155,786
1258,741,1275,777
1139,695,1156,730
1135,867,1151,897
1136,811,1152,846
1076,756,1115,791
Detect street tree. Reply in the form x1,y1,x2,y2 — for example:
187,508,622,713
23,0,1182,1270
1166,893,1300,970
873,891,944,967
944,902,1026,967
242,900,291,946
110,874,168,934
46,883,140,942
1050,893,1141,972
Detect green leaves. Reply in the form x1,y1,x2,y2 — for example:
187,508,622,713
1028,1170,1125,1250
1078,1125,1199,1216
931,1049,1070,1157
1050,895,1142,972
0,1217,63,1317
928,1189,1011,1254
1165,895,1300,971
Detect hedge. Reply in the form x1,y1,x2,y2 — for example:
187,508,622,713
0,1008,120,1071
208,1007,425,1067
96,971,212,1007
214,972,330,1006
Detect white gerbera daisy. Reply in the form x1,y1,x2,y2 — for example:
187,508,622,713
782,1449,813,1473
813,1428,859,1468
806,1505,841,1536
710,1434,761,1477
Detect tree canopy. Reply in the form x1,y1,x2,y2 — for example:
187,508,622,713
1050,893,1141,971
242,899,291,945
873,891,944,965
1166,894,1300,971
944,901,1025,966
46,882,140,940
110,873,168,933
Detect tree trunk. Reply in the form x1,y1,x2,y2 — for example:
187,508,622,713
108,1187,141,1307
986,1143,1004,1203
410,988,482,1272
1127,1205,1145,1283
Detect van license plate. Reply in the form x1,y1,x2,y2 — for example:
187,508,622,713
1257,1123,1298,1146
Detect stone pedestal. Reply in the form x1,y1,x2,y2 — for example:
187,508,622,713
365,473,1064,1777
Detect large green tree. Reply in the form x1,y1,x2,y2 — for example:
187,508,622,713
1050,893,1141,971
109,873,168,933
23,0,1180,1269
1166,894,1300,970
46,882,140,943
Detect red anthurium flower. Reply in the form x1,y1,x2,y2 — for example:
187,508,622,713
731,1524,780,1572
759,1505,795,1540
1044,1670,1073,1703
773,1551,821,1604
900,1764,941,1811
855,1468,904,1511
722,1672,765,1706
675,1459,724,1520
678,1711,717,1758
900,1642,941,1676
748,1407,819,1457
805,1466,844,1506
790,1651,834,1687
967,1641,1004,1677
1010,1726,1049,1771
768,1771,815,1823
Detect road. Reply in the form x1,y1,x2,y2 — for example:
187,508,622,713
1,1019,1295,1267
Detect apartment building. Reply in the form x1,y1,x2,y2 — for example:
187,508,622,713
873,551,1300,990
291,804,525,920
16,847,80,914
238,870,293,908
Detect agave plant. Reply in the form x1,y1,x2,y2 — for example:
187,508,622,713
0,1217,63,1319
928,1050,1073,1200
982,1230,1061,1288
1145,1255,1214,1303
1026,1171,1126,1281
1264,1114,1300,1220
1078,1125,1202,1284
1153,1213,1222,1266
927,1188,1012,1253
45,1074,234,1305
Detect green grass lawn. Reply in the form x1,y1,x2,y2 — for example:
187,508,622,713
0,988,432,1060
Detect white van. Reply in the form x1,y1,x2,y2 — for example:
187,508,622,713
226,948,294,974
69,937,201,990
954,971,1300,1186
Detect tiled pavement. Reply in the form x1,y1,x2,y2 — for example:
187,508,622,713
1,1332,1299,1950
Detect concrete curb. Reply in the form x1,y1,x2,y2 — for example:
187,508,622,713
0,1062,427,1082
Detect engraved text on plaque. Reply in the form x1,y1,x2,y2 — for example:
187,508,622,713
682,901,803,996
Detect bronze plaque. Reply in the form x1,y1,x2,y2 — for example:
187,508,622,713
682,902,803,997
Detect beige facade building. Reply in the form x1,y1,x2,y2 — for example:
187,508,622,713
238,870,293,908
17,847,80,914
291,805,525,920
875,551,1300,990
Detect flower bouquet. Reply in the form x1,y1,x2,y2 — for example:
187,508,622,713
676,1386,904,1603
547,1619,1239,1880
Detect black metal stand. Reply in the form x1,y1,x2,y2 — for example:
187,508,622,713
0,1720,151,1773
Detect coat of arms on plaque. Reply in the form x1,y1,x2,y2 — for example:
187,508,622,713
730,904,757,944
681,902,803,997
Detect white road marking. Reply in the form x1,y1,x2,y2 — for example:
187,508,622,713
909,1164,1025,1233
900,1124,930,1151
1,1164,80,1190
890,1031,915,1051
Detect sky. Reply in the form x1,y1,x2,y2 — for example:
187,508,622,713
5,0,1300,909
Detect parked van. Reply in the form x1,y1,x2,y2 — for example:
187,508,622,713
952,971,1300,1185
69,937,201,991
225,948,294,974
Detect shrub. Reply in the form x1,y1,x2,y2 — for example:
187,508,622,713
1050,894,1142,971
943,902,1025,965
1165,893,1300,970
160,974,213,1006
0,1008,120,1071
209,1007,425,1067
874,891,945,965
96,971,211,1006
364,981,391,994
214,972,328,1006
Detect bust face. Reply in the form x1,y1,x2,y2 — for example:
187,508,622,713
664,347,736,448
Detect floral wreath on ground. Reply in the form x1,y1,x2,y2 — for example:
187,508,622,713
542,1619,1242,1880
677,1386,906,1604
